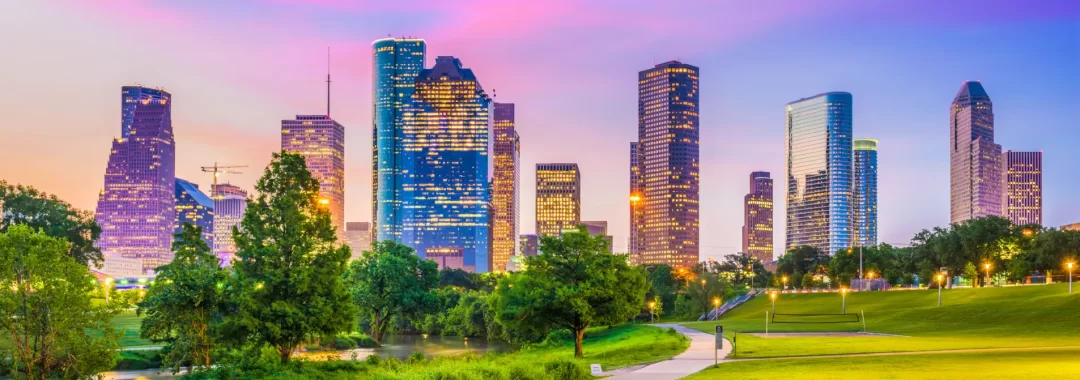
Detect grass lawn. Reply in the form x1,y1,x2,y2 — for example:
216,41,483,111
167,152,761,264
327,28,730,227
683,283,1080,358
113,309,155,348
685,347,1080,379
510,324,690,369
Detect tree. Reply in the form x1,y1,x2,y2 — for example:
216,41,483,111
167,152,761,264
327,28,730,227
0,225,120,378
491,226,647,357
137,224,227,372
777,246,826,276
715,252,768,287
645,264,678,315
684,274,730,314
0,181,103,266
963,262,979,285
222,151,355,363
344,240,439,344
650,295,664,319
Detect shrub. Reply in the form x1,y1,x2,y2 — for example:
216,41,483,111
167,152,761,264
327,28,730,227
365,354,382,366
113,350,163,370
407,351,425,364
350,332,379,348
330,336,358,350
543,359,590,380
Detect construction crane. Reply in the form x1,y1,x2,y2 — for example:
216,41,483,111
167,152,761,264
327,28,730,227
200,163,247,195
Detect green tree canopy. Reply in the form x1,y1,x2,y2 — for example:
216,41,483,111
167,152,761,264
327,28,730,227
0,225,119,378
491,226,647,357
137,224,227,372
344,240,439,343
777,245,826,276
222,151,355,363
0,180,102,266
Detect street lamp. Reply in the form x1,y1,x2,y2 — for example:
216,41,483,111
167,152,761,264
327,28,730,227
840,287,848,314
984,263,992,287
866,272,875,291
712,297,720,320
318,198,330,207
770,291,777,315
782,276,788,292
103,277,114,304
648,301,656,323
1068,262,1075,294
936,274,944,307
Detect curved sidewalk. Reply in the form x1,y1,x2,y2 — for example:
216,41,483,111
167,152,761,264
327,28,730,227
604,324,731,380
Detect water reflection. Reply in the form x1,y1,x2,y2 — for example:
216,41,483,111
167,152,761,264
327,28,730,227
349,334,516,360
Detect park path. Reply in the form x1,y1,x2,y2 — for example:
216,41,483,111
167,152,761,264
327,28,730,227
603,324,730,380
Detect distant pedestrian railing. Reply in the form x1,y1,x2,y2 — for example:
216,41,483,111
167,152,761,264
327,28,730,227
699,290,758,321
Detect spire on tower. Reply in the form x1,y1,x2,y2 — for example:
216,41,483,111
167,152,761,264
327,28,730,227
326,46,332,118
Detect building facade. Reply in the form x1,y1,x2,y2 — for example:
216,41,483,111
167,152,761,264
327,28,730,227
629,142,645,259
490,102,520,272
950,81,1002,223
400,56,492,273
344,222,372,261
853,139,879,246
519,234,539,257
372,38,426,243
535,163,581,237
96,86,175,275
174,178,214,247
632,61,700,268
281,114,345,236
581,220,614,252
1001,151,1042,226
211,183,247,265
785,92,853,256
742,171,773,262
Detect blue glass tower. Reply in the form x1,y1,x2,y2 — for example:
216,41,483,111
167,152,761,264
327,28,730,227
400,56,492,272
785,92,853,255
372,38,426,243
853,139,878,247
174,178,214,247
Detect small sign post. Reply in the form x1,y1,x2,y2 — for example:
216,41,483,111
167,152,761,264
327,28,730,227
714,326,723,365
590,364,602,375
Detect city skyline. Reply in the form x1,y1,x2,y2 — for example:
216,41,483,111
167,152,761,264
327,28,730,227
2,1,1077,262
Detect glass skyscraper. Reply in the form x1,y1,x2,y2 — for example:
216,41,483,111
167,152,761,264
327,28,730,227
174,178,214,247
632,61,700,268
743,171,773,263
1001,151,1042,226
97,86,175,275
491,102,520,272
853,139,878,247
211,183,246,265
281,114,345,237
785,92,853,256
628,142,645,259
372,38,426,243
400,56,492,273
950,81,1002,223
535,163,581,237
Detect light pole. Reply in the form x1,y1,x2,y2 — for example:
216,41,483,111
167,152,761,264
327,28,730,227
104,277,113,304
712,297,720,320
936,274,944,307
782,276,788,292
840,287,848,314
866,272,874,291
648,301,655,323
770,292,777,315
1068,262,1075,294
984,263,992,287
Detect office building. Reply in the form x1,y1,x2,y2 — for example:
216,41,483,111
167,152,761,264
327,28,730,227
174,178,214,247
372,38,426,242
581,220,615,252
1001,151,1042,225
629,142,645,259
281,114,345,236
632,61,700,268
96,86,175,275
491,102,520,272
785,92,853,255
742,171,773,262
519,234,539,257
853,139,879,246
400,56,492,272
344,222,372,261
950,81,1002,223
536,163,581,237
211,183,247,265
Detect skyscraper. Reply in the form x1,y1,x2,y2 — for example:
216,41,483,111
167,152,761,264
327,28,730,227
742,171,773,262
372,38,426,243
174,178,214,247
97,86,175,275
629,142,645,259
950,81,1002,223
490,102,520,272
785,92,853,255
535,163,580,237
281,114,345,236
853,139,878,246
581,220,614,252
1001,151,1042,225
400,56,492,273
633,61,700,268
211,183,246,265
344,222,372,261
519,234,539,257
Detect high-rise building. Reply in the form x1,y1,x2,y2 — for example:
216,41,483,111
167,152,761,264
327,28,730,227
211,183,247,265
174,178,214,247
372,38,426,243
344,222,372,261
632,61,700,268
400,56,492,273
581,220,614,252
950,81,1002,223
742,171,773,262
519,234,539,257
785,92,853,256
853,139,879,246
490,102,520,272
1001,151,1042,226
535,163,581,237
281,114,345,236
97,86,175,275
426,247,469,272
1062,222,1080,231
629,142,645,258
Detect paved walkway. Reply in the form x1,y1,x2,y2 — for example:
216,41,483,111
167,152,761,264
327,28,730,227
604,324,731,380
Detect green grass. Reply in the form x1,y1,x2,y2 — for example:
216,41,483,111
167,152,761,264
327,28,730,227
512,324,690,369
113,309,155,348
684,347,1080,379
684,284,1080,358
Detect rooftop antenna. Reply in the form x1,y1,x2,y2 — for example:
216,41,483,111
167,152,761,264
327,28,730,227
326,46,331,118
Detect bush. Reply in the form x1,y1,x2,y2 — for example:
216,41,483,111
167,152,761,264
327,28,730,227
113,350,163,370
365,354,382,366
542,359,591,380
407,351,425,364
349,332,379,348
329,336,358,350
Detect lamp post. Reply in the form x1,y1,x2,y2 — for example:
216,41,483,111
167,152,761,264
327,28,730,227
104,277,113,305
648,301,655,323
770,292,777,315
984,263,992,287
712,297,720,320
866,272,874,291
840,287,848,314
936,274,944,307
1068,262,1075,294
782,276,788,292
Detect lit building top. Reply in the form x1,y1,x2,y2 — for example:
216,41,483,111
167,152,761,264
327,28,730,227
281,114,345,237
1001,150,1042,226
950,81,1001,223
536,163,581,237
491,102,520,272
853,138,878,247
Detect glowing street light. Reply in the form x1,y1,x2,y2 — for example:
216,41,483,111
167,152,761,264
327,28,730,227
782,276,788,292
840,287,848,314
648,301,656,323
318,198,330,207
984,263,992,288
1068,262,1075,294
866,271,875,291
936,273,944,307
770,292,777,315
1022,228,1034,238
712,297,720,320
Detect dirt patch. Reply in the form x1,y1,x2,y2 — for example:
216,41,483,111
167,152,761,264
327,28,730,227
747,332,905,338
